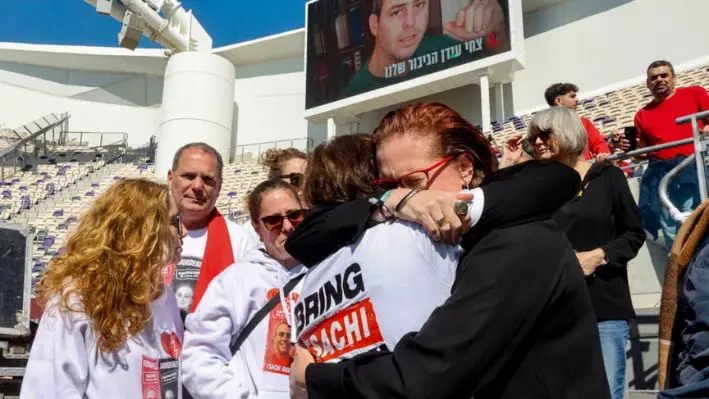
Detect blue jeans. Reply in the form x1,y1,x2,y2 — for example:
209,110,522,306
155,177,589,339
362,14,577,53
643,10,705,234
598,320,629,399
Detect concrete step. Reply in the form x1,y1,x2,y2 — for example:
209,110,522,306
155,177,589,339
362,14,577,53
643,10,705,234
628,390,658,399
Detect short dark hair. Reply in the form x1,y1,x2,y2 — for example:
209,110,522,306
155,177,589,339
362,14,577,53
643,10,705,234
303,133,379,206
372,0,382,16
647,60,675,76
171,142,223,181
246,179,301,222
544,83,579,107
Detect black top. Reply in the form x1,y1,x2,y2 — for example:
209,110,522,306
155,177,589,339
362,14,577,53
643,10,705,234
286,160,581,267
287,161,610,399
553,163,645,321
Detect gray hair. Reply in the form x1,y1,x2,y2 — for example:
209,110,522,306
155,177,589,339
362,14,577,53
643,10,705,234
527,107,587,157
171,142,223,181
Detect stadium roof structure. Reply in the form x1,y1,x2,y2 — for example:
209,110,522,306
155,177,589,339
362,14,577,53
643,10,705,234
0,28,306,76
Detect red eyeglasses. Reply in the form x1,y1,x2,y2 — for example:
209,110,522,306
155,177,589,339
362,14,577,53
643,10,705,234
260,209,306,232
372,155,455,190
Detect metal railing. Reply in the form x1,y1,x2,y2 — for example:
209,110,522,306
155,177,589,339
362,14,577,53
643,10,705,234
60,131,128,149
0,113,70,180
605,109,709,223
233,137,314,163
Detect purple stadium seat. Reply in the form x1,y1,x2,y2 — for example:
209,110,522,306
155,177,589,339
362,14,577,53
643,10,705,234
71,196,81,201
21,195,30,209
67,216,78,224
113,176,121,181
85,191,95,197
228,191,237,197
46,184,55,195
32,262,46,273
2,190,11,199
91,182,99,188
57,223,68,230
233,168,242,173
53,209,64,217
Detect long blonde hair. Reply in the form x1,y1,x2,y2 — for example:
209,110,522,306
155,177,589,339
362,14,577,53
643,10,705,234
38,178,174,352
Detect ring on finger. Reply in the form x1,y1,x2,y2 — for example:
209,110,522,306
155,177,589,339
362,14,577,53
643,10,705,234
454,200,469,216
436,217,449,228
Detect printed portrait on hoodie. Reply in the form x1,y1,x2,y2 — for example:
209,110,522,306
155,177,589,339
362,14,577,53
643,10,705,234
263,288,295,376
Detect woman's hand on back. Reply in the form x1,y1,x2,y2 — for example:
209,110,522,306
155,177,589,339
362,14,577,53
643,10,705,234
385,189,473,244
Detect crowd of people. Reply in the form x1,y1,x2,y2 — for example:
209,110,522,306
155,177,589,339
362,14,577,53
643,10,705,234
16,59,709,399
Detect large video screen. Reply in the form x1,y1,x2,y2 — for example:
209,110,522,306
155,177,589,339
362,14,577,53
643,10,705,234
305,0,511,109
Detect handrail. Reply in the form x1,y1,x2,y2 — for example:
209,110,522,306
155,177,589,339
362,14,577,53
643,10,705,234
234,137,314,163
604,138,694,162
61,131,128,148
679,110,709,202
676,109,709,124
0,113,70,158
658,154,696,223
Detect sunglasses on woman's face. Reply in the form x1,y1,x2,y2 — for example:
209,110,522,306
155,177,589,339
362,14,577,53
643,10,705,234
280,173,303,187
260,209,306,233
170,213,182,236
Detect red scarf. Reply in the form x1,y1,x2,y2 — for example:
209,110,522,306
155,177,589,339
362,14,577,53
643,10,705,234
190,209,234,312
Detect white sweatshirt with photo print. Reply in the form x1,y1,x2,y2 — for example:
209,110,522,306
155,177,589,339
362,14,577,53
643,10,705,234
20,287,184,399
181,248,306,399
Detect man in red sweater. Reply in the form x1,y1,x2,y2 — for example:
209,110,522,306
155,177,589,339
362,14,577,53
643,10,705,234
544,83,611,161
635,60,709,249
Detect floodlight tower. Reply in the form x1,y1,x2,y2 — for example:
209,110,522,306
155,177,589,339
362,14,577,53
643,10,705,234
85,0,236,177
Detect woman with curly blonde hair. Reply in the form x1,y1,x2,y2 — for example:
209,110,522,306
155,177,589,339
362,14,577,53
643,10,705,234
260,148,308,190
21,178,187,399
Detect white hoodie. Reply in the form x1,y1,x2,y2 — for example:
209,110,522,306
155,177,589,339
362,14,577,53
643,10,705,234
181,248,306,399
20,287,184,399
294,220,462,363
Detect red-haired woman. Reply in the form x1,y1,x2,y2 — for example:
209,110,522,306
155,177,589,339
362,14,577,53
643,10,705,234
289,103,610,399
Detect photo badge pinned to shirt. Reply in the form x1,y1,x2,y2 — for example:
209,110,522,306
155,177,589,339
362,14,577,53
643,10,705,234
141,330,181,399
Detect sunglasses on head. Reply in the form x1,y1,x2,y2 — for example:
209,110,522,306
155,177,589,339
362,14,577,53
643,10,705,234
280,173,303,187
170,213,182,236
260,209,306,233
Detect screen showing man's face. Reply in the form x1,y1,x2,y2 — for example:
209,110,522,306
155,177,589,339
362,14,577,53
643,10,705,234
373,0,429,61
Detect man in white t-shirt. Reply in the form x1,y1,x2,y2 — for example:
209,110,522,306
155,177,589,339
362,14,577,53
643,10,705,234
164,143,259,315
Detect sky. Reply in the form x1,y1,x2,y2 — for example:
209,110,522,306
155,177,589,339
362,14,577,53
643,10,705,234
0,1,308,48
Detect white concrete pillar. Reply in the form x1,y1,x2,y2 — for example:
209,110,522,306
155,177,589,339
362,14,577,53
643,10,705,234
479,74,491,134
494,83,505,124
155,52,236,178
327,117,337,140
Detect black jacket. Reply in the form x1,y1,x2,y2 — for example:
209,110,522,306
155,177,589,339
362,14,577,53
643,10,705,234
553,163,645,321
286,161,610,399
287,161,581,266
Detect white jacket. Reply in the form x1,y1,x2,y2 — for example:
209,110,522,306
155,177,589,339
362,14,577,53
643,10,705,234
182,249,305,399
21,287,184,399
295,221,462,363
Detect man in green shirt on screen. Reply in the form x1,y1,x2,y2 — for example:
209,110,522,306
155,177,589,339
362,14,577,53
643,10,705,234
340,0,507,99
